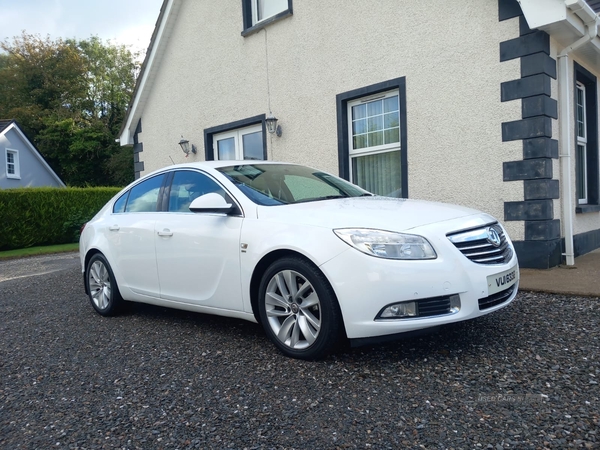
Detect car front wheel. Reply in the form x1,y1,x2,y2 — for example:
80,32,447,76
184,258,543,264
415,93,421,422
258,256,342,360
86,253,122,316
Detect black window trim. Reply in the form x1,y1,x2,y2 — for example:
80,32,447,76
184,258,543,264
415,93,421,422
574,62,599,213
335,76,408,198
204,114,267,161
241,0,293,37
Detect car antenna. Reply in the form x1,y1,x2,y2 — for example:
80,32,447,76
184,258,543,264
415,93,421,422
168,156,175,165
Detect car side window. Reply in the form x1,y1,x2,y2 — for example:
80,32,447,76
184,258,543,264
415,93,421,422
168,170,226,212
113,192,129,213
124,174,166,213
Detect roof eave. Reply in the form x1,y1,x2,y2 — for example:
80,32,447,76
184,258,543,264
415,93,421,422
119,0,181,146
519,0,600,55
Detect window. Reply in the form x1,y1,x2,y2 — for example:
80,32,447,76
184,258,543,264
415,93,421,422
204,115,267,161
574,63,599,212
336,78,407,198
168,170,226,212
253,0,288,23
242,0,292,35
214,124,264,161
124,174,166,213
113,192,129,213
576,82,588,204
218,163,368,206
5,149,20,179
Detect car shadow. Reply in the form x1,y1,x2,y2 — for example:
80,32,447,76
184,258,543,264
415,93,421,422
113,299,517,364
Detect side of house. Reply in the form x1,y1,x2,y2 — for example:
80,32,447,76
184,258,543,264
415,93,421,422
119,0,600,269
0,120,65,189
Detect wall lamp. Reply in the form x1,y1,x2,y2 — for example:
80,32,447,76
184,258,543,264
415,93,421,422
265,113,282,137
178,136,197,157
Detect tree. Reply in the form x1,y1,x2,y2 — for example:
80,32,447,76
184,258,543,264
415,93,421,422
0,33,139,186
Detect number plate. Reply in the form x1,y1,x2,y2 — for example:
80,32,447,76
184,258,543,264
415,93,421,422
487,265,518,296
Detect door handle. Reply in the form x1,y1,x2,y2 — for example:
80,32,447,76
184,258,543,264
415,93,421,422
109,225,120,231
157,229,173,237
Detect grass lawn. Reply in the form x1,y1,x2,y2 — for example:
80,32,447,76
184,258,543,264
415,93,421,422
0,243,79,260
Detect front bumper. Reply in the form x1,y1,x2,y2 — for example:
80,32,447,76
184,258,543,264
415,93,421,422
320,223,519,340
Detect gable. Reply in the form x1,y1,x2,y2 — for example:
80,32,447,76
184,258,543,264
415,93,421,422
119,0,177,146
0,121,65,189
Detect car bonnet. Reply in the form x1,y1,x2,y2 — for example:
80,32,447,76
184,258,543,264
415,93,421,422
255,196,489,232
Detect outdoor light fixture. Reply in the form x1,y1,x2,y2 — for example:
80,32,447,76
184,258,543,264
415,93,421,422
265,113,282,137
178,136,197,157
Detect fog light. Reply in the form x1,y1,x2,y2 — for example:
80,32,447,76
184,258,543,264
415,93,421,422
380,301,417,318
449,294,461,313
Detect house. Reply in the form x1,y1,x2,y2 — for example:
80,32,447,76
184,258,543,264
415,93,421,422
119,0,600,269
0,120,65,189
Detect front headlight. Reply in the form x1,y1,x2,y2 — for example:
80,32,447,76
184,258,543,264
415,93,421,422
333,228,437,260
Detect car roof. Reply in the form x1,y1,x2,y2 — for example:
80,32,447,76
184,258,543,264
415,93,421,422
140,160,302,179
161,160,298,170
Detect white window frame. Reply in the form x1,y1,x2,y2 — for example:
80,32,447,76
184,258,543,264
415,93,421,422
5,148,20,180
213,124,264,161
251,0,289,25
347,90,401,184
576,81,588,205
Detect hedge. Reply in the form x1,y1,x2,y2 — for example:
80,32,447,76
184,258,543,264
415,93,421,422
0,187,121,251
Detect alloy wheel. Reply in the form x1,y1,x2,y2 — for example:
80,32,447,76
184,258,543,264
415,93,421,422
264,269,322,349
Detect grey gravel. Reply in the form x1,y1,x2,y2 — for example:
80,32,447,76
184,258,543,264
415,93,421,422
1,265,599,449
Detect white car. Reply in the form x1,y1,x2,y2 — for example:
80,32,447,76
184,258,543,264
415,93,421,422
80,161,519,359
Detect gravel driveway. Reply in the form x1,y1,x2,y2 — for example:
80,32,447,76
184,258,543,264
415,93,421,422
0,258,598,449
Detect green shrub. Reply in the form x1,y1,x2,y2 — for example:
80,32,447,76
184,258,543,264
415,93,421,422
0,187,121,251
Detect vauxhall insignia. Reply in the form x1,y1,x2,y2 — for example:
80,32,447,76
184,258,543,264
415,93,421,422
486,227,502,247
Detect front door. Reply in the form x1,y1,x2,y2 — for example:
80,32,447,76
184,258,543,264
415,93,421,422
154,170,244,311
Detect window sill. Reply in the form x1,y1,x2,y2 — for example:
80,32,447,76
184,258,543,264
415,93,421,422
7,175,21,180
576,204,600,213
241,10,292,37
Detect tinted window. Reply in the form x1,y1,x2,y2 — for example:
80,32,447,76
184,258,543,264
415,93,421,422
113,192,129,213
125,174,165,213
168,170,226,212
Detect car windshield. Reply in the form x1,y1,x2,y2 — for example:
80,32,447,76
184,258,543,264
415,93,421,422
217,164,372,205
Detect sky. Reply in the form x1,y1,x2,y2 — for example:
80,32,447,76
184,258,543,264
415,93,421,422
0,0,164,55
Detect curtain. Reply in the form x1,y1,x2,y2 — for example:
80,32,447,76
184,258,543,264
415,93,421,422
352,150,402,197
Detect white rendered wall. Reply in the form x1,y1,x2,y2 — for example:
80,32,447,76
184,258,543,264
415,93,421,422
137,0,525,239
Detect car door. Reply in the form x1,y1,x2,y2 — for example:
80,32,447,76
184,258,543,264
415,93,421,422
154,169,244,311
106,173,166,298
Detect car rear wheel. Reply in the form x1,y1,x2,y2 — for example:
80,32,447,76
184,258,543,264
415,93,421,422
86,253,122,316
258,257,342,360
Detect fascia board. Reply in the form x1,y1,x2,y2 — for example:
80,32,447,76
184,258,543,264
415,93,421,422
518,0,569,29
520,0,600,51
565,0,597,24
119,0,181,146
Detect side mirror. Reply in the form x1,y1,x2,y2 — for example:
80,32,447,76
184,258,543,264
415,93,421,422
189,193,234,214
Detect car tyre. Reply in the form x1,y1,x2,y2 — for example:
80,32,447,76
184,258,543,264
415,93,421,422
86,253,123,316
258,256,343,360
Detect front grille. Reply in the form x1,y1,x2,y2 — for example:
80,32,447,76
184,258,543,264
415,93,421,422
447,223,513,265
417,296,452,317
478,285,516,310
